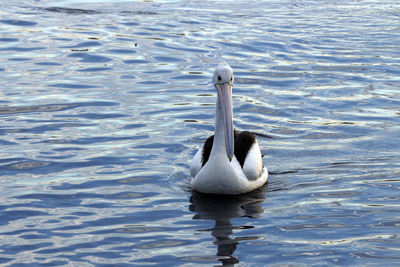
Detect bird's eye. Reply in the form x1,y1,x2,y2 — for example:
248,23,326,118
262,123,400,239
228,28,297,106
230,77,233,82
218,75,222,82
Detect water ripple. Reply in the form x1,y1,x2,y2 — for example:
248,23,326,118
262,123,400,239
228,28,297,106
0,0,399,266
0,19,37,26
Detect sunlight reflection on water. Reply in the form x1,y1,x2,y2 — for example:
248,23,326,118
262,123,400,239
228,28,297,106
0,0,399,265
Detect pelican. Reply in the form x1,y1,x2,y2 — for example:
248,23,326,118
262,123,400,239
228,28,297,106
190,62,268,195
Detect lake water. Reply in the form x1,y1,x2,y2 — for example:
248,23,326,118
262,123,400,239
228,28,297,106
1,0,400,265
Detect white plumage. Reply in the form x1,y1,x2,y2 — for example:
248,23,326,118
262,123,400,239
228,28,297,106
190,62,268,195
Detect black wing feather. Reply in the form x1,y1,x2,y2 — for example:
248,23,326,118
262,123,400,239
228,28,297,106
234,131,256,168
201,135,214,167
201,130,256,168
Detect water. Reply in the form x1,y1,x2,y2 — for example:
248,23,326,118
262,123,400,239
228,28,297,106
1,0,399,265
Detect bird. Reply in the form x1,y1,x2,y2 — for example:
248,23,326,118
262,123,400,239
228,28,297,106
190,62,268,195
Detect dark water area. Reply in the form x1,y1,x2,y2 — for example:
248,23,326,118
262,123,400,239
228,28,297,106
0,0,399,265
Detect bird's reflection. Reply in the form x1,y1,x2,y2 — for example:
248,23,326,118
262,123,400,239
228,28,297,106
189,188,266,266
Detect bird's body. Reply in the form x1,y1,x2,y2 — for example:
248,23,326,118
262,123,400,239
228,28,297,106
190,62,268,195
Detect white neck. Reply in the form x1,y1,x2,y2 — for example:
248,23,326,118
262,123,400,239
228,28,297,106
210,97,227,156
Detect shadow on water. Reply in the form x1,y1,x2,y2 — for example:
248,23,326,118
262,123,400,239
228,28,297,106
189,188,266,266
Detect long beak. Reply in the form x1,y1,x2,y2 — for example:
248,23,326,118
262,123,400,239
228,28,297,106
216,83,234,161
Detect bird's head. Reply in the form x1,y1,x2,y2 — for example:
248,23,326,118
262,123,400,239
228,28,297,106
213,62,234,161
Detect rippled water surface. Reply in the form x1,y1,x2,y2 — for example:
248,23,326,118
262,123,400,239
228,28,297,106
1,0,400,265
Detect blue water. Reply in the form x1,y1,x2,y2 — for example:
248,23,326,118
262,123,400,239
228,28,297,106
1,0,400,265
